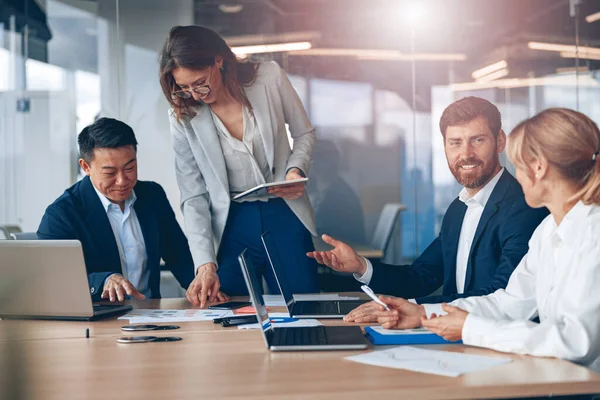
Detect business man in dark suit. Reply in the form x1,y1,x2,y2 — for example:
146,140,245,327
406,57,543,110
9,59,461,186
308,97,548,322
37,118,198,302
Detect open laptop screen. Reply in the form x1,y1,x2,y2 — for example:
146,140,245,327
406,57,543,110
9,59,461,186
261,232,295,308
238,250,272,346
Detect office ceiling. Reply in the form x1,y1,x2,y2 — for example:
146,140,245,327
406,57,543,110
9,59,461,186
195,0,600,108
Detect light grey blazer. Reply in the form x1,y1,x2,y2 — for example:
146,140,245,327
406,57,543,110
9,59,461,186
169,61,317,269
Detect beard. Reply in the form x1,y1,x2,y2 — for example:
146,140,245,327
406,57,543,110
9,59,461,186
449,154,499,189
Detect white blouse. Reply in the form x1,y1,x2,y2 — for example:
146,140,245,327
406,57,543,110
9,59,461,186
210,105,273,202
429,201,600,372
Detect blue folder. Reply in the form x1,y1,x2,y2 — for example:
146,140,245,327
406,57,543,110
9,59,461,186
364,326,462,345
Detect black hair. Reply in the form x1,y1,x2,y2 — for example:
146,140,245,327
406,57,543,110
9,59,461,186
78,117,138,162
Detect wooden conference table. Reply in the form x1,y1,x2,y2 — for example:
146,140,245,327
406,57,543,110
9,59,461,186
1,297,600,400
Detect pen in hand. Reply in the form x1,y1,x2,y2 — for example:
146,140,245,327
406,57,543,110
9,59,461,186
360,285,391,311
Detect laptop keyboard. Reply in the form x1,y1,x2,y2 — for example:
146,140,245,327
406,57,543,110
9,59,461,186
296,301,340,315
271,326,328,346
294,300,368,315
93,304,125,313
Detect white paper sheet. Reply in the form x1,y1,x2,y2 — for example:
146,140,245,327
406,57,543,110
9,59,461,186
346,346,512,377
118,309,234,323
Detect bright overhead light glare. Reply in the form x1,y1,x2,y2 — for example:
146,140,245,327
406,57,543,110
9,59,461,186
528,42,600,56
288,48,466,61
556,66,589,73
357,53,466,61
450,74,600,91
475,68,509,83
586,11,600,23
471,60,508,80
218,4,244,14
560,51,600,61
402,1,424,27
231,41,311,55
225,31,320,46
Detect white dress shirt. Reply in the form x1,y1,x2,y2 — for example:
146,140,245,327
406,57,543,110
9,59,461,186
355,168,504,296
211,105,273,202
425,201,600,372
94,186,150,297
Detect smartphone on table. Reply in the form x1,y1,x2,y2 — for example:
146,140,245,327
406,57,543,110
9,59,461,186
220,315,258,327
208,301,251,310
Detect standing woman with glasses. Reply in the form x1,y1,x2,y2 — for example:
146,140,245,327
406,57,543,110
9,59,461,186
159,25,320,307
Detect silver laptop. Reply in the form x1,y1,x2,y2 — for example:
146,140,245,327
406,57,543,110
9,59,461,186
238,249,368,351
0,240,132,320
261,232,368,318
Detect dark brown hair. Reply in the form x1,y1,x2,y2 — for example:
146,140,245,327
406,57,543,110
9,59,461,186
439,96,502,138
159,25,258,119
507,108,600,205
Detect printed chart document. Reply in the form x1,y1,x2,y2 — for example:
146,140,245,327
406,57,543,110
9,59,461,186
346,346,512,377
232,178,308,200
118,309,234,323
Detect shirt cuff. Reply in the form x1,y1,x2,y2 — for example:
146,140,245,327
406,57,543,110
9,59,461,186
422,303,446,319
103,273,121,289
285,167,306,178
195,263,218,275
461,313,495,347
353,257,373,284
408,298,417,304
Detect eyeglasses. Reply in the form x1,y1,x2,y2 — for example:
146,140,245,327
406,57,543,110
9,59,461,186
172,67,212,99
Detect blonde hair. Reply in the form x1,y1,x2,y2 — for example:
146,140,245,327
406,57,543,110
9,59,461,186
507,108,600,205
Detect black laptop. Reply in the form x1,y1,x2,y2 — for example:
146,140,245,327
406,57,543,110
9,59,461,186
238,249,368,351
261,232,368,318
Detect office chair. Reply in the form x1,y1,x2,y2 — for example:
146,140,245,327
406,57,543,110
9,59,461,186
370,203,407,258
0,224,22,239
10,232,38,240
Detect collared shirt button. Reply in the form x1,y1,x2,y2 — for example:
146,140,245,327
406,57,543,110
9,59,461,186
90,287,95,294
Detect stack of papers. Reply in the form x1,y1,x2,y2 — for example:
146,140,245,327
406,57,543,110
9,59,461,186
118,309,234,323
346,346,512,377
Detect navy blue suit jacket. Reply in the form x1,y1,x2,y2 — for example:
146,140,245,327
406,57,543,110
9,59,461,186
37,176,195,300
369,169,549,304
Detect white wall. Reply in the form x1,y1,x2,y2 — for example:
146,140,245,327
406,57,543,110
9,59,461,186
97,0,194,223
0,91,74,231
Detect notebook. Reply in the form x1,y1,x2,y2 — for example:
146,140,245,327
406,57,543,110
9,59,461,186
364,326,462,345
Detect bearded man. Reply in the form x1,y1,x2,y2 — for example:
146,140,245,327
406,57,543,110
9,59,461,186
308,97,549,323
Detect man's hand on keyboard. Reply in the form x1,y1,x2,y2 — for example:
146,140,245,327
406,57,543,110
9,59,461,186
101,274,145,302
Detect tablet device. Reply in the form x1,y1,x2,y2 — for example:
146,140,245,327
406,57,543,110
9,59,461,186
231,178,308,200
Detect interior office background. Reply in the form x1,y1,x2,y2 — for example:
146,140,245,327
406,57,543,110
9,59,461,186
1,0,599,266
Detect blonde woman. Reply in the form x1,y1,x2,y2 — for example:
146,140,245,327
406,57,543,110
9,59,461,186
374,108,600,371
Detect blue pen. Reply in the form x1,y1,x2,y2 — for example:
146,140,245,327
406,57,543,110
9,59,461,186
270,317,299,323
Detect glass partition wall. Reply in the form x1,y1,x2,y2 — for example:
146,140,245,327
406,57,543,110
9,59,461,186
2,1,598,289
